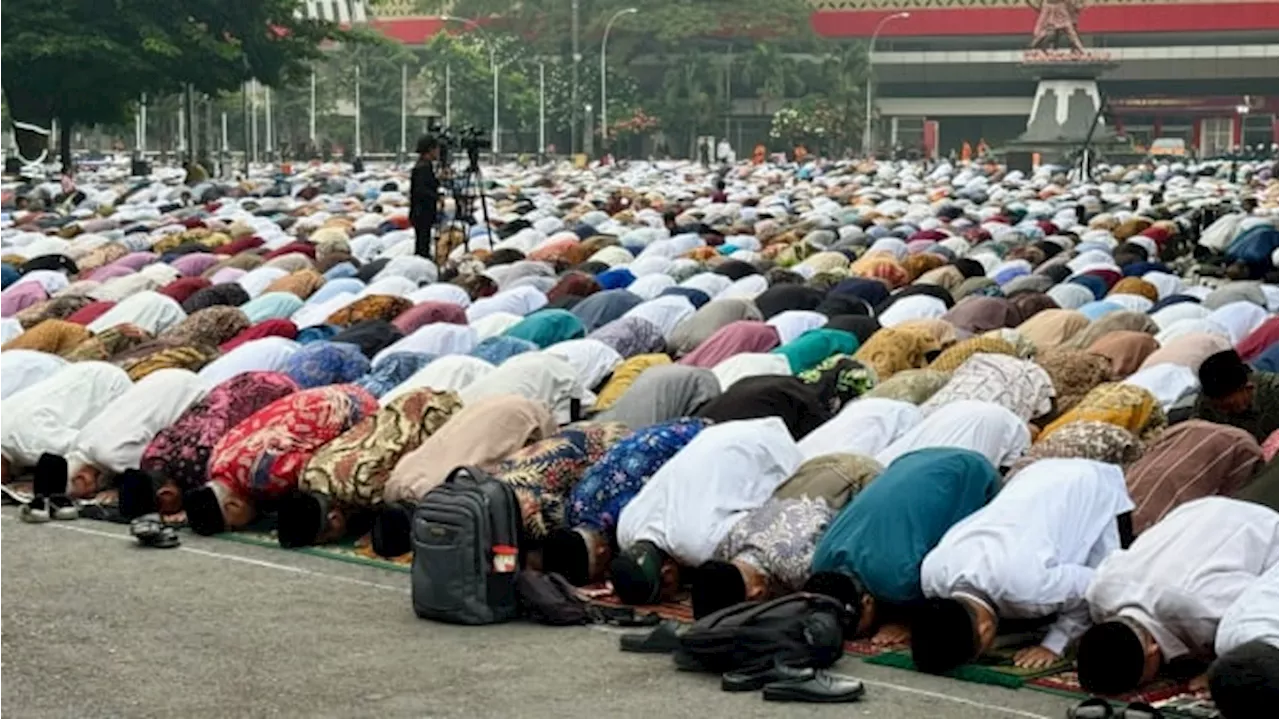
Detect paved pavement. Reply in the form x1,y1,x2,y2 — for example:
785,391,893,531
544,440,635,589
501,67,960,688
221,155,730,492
1,510,1078,719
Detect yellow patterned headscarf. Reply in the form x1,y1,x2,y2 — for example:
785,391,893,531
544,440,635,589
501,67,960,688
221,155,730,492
1039,382,1165,441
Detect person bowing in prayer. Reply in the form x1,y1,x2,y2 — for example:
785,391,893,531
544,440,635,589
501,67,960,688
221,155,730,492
610,417,804,605
184,385,378,535
909,458,1136,674
1077,497,1279,695
804,448,1000,645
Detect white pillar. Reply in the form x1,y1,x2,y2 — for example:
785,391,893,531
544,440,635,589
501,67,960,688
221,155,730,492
264,86,273,158
140,94,148,152
538,62,546,159
250,81,259,164
400,63,408,162
491,47,499,157
445,63,452,127
354,65,362,157
309,68,317,143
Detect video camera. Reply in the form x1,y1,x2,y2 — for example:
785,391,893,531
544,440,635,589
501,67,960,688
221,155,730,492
426,121,490,169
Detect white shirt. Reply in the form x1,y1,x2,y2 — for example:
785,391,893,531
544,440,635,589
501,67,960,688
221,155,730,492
70,369,207,474
1149,302,1210,331
458,352,584,424
922,459,1135,655
711,352,793,391
1122,363,1199,410
622,295,696,337
767,310,828,345
876,400,1031,469
627,274,676,301
86,291,187,335
543,339,622,392
372,324,478,364
799,398,922,461
680,273,732,298
197,337,300,386
1,350,67,400
1,362,133,466
717,274,769,301
1216,566,1280,655
1087,497,1280,659
617,417,804,565
878,295,949,328
237,266,290,299
466,287,548,323
470,311,524,340
407,283,471,308
0,318,22,345
380,355,494,406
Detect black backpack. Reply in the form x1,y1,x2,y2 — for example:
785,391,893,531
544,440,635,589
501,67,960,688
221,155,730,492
411,466,521,625
673,593,850,674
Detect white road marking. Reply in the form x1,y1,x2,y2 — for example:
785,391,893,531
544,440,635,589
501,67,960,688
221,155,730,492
858,678,1054,719
7,516,1060,718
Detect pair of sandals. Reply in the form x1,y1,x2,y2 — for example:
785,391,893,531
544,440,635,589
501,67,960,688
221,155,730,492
130,514,180,549
1068,698,1165,718
19,494,78,523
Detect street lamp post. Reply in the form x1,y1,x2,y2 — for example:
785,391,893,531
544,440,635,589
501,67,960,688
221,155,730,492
600,7,637,145
863,12,910,158
441,15,500,159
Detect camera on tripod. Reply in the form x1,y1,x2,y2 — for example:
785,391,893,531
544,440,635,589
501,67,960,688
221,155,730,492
427,121,490,169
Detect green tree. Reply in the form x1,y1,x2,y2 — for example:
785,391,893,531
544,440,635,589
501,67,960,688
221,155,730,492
2,0,348,170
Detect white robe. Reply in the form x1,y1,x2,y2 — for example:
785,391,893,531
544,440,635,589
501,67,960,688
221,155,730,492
1122,363,1200,411
380,355,493,406
372,324,478,364
470,312,524,340
875,400,1031,469
86,291,187,335
458,352,584,424
466,287,548,323
68,369,208,475
543,339,622,392
711,352,792,391
197,337,300,386
1,350,67,400
0,318,23,344
622,295,696,337
1086,497,1280,660
877,295,949,328
237,266,290,299
1215,566,1280,655
407,283,471,308
1,362,133,466
617,417,805,565
626,274,676,301
767,311,828,345
799,398,922,461
921,459,1135,655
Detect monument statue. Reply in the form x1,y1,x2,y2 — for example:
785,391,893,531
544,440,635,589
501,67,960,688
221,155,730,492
1027,0,1086,54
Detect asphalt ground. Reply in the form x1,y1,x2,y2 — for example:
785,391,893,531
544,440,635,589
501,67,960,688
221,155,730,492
1,510,1079,719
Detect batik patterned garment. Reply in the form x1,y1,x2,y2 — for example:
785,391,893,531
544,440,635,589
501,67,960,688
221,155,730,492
13,295,93,329
63,323,153,361
796,354,877,412
283,341,372,389
1005,421,1144,477
301,388,463,507
920,353,1055,422
493,422,633,540
119,343,221,381
324,295,413,328
210,384,378,500
587,317,666,358
156,306,250,347
141,371,301,492
565,417,710,534
712,497,834,593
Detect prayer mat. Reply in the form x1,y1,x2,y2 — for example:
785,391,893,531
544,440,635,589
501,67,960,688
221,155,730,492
216,528,411,573
1149,692,1221,719
844,638,904,658
1027,670,1202,706
864,648,1068,689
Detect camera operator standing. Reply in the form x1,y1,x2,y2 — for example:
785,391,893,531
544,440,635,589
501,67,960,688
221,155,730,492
410,135,441,260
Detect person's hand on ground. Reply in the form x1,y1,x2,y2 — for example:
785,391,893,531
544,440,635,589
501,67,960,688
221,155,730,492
871,623,911,646
1012,645,1060,669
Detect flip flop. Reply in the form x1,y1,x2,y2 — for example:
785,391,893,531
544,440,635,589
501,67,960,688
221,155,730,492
130,514,180,548
1067,698,1114,719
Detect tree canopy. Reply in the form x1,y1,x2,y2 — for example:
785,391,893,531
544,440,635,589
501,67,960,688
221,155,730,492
2,0,350,163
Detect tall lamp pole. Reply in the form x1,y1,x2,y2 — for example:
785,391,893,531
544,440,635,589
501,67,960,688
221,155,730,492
442,15,500,159
600,8,637,145
863,12,910,158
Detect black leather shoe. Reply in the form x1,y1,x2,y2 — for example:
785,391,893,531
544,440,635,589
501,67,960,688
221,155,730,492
721,662,815,693
619,620,682,654
762,671,865,703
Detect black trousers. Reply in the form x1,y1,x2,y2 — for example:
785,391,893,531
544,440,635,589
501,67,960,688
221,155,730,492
413,221,434,261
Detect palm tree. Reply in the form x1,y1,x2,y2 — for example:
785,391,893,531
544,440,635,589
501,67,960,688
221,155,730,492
740,43,795,117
